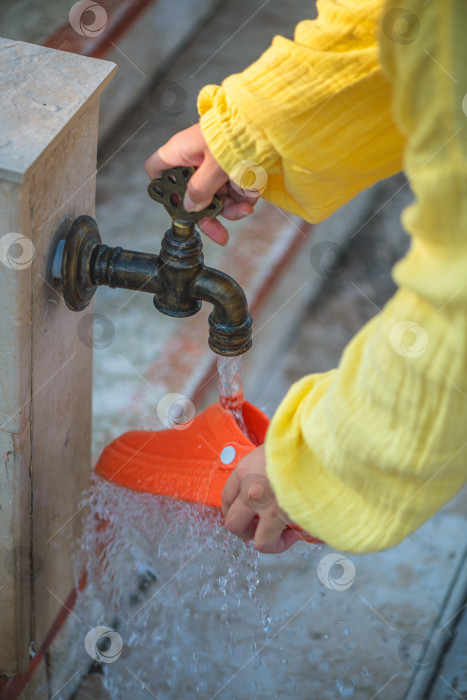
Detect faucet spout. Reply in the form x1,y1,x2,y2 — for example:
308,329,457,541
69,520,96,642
191,267,252,356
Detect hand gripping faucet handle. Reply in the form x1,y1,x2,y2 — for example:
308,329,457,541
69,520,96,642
147,166,223,223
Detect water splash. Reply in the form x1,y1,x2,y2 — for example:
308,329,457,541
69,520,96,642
71,476,321,699
65,359,329,698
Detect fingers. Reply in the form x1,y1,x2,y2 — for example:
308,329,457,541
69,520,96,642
254,519,301,554
198,198,255,245
221,200,255,220
145,123,229,213
221,470,240,517
242,516,258,543
221,444,302,554
227,186,260,207
184,155,228,212
145,149,171,181
258,527,302,554
253,512,289,553
198,217,229,245
145,124,205,180
224,499,300,553
224,498,258,539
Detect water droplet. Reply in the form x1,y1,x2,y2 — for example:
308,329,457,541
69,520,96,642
336,679,355,697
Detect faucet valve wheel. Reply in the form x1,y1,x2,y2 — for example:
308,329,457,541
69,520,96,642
148,166,223,224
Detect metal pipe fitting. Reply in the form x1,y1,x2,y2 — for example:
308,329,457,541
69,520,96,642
52,166,253,356
192,268,252,356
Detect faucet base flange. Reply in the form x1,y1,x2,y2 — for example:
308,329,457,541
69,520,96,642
58,215,101,311
153,296,201,318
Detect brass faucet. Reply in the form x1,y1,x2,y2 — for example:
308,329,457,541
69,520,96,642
52,166,252,356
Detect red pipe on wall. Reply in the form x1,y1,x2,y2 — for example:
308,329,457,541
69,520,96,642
1,570,88,700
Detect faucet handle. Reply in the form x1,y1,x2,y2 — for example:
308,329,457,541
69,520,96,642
148,166,223,223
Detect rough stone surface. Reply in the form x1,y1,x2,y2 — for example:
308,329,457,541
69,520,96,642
0,38,116,181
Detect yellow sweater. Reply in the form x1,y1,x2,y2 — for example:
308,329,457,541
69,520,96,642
198,0,467,552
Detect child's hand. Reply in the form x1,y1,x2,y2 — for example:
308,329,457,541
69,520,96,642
221,445,301,553
145,124,259,245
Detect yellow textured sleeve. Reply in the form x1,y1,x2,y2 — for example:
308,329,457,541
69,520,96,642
198,0,405,221
265,0,467,552
200,0,467,553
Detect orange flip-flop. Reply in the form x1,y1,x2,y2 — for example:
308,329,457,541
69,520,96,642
95,401,321,544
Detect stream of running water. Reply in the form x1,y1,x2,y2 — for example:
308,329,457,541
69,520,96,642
217,355,247,427
217,354,258,444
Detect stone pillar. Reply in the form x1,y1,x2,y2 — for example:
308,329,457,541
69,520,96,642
0,38,115,696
